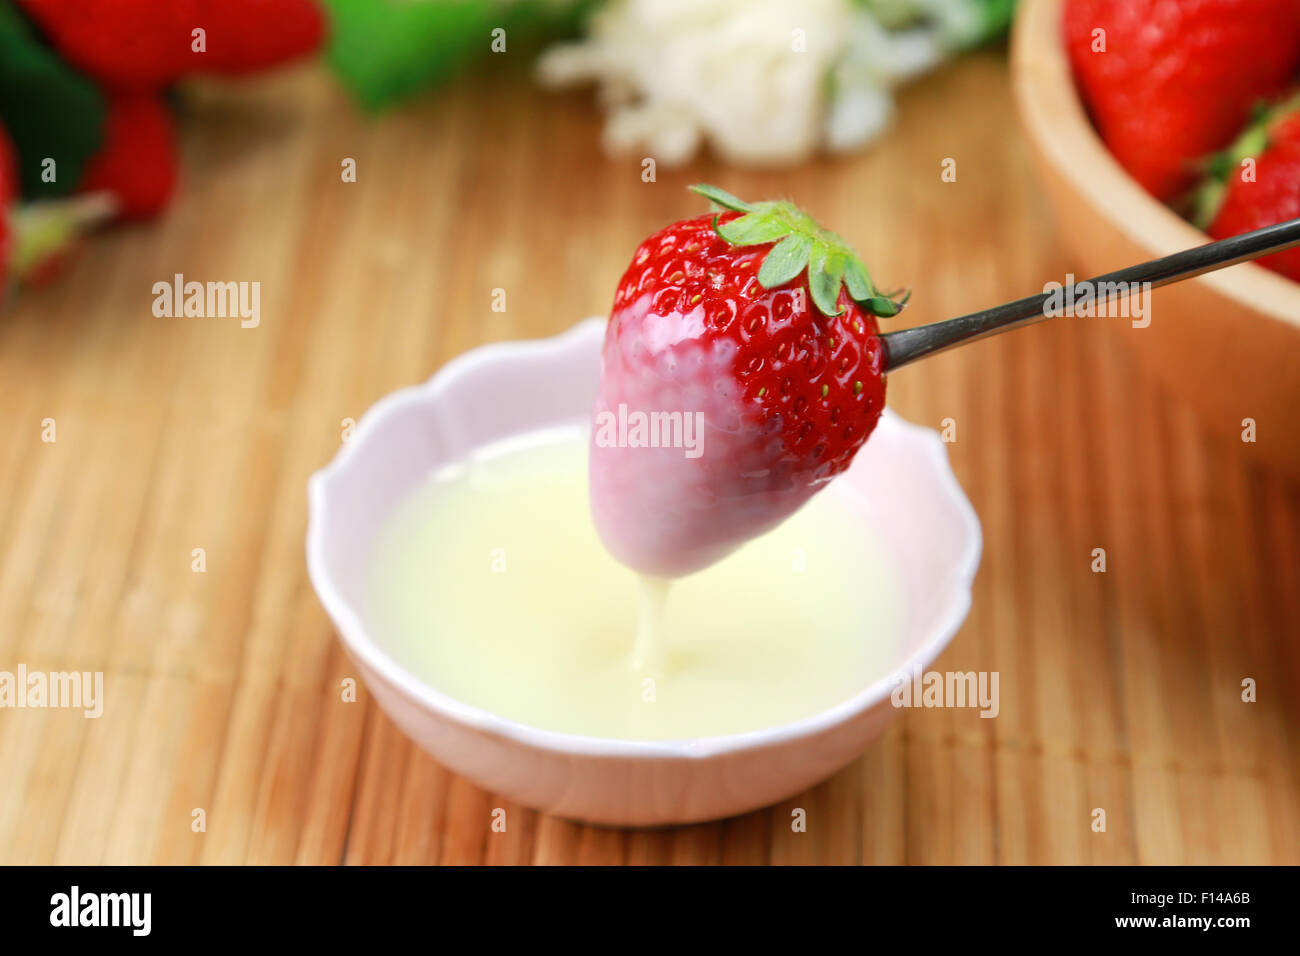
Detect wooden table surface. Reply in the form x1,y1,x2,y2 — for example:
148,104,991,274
1,54,1297,866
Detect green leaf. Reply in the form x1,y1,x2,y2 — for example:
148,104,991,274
692,185,905,322
688,183,754,213
843,257,875,301
757,232,812,288
0,0,106,199
1192,89,1300,229
1191,180,1226,232
322,0,594,111
807,245,846,317
967,0,1018,49
866,289,911,317
716,211,792,246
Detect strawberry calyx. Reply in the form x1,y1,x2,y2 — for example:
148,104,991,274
9,192,117,281
689,183,909,320
1193,91,1300,230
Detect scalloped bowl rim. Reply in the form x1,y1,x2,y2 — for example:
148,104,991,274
306,318,982,761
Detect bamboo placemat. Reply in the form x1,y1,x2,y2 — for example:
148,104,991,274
0,55,1296,865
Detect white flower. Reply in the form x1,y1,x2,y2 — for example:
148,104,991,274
538,0,854,166
537,0,979,166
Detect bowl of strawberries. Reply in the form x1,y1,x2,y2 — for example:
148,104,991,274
1012,0,1300,476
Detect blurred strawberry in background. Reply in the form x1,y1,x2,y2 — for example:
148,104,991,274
17,0,325,88
0,0,325,305
78,93,178,220
1201,95,1300,281
1065,0,1300,203
1064,0,1300,284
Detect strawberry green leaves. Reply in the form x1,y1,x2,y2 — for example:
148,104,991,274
1192,90,1300,230
689,183,753,213
756,232,813,288
716,212,792,246
843,257,873,301
865,290,911,317
807,244,845,317
689,182,908,320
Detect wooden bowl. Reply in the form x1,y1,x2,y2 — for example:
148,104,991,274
1011,0,1300,476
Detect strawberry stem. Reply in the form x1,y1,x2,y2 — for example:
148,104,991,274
11,192,118,279
689,183,907,320
1192,91,1300,230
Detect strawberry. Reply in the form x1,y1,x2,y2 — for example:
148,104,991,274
1201,96,1300,282
589,185,905,577
79,93,178,220
17,0,325,90
1064,0,1300,202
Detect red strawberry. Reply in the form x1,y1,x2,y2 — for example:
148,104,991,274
1065,0,1300,202
589,185,904,577
1203,98,1300,281
18,0,325,90
79,93,178,219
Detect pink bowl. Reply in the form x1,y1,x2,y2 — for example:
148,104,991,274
306,319,981,825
